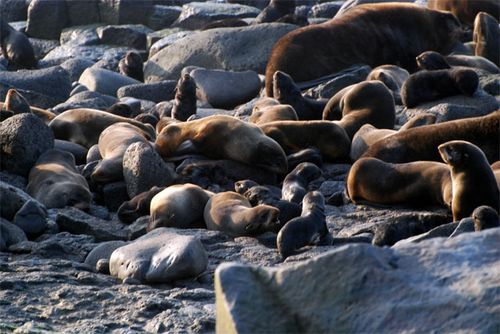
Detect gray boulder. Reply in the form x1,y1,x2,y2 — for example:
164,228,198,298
148,30,194,58
26,0,68,39
59,24,102,46
190,68,260,109
66,0,101,26
51,91,118,114
117,80,176,103
144,23,297,82
59,58,96,82
29,38,60,60
98,0,153,25
109,228,208,283
96,25,152,49
13,200,48,236
122,142,176,198
79,67,141,96
0,113,54,176
0,0,28,22
0,181,46,221
0,218,28,252
216,228,500,333
147,5,182,30
102,181,129,212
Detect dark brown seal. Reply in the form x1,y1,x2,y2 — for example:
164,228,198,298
366,65,410,103
282,162,322,204
0,18,36,69
118,51,144,82
117,186,165,224
254,0,296,24
472,206,499,231
171,73,197,122
416,50,499,73
428,0,499,26
265,3,462,96
438,140,499,221
473,12,499,67
362,111,500,164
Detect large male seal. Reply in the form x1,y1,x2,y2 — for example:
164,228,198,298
27,149,92,210
204,191,280,237
362,111,500,164
259,120,350,161
155,115,288,174
0,18,36,69
265,3,462,96
347,157,452,209
438,140,499,221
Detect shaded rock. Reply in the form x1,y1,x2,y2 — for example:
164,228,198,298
55,207,128,241
43,45,130,69
96,25,152,50
32,232,96,262
79,67,141,97
13,200,48,236
50,90,118,114
0,113,54,176
148,30,194,58
117,80,176,103
26,0,68,40
66,0,101,27
0,181,46,221
0,218,28,251
59,24,102,46
29,38,60,60
123,142,176,198
216,228,500,333
98,0,153,25
173,2,260,30
109,228,208,283
84,240,128,270
0,0,28,22
450,218,475,237
0,171,27,190
101,181,129,212
144,23,297,82
191,68,260,109
147,5,182,30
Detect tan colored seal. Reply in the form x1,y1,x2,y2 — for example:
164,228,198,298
249,98,298,125
428,0,499,26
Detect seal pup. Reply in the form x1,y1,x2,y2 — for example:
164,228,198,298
366,65,409,103
473,12,500,67
234,180,281,199
155,115,288,174
254,0,296,24
277,191,330,259
438,140,499,221
287,148,323,171
282,162,322,204
27,149,92,210
0,18,36,69
117,186,165,224
148,184,214,231
249,103,298,125
171,73,197,122
472,206,499,231
118,51,144,82
416,50,499,73
265,3,462,96
204,191,280,237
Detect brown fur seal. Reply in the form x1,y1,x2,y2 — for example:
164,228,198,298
366,65,409,103
254,0,295,24
134,113,158,128
362,111,500,164
282,162,322,204
148,184,213,231
276,191,330,259
49,108,156,148
428,0,499,26
287,147,323,171
259,120,350,161
0,18,36,69
265,3,462,96
272,71,327,120
3,89,56,124
117,186,165,224
91,122,152,183
347,157,452,209
438,140,499,221
118,51,144,82
473,12,500,67
234,180,281,198
322,80,396,139
416,50,500,73
172,73,197,122
401,68,479,108
249,100,298,125
472,206,499,231
204,191,280,237
27,149,92,210
155,115,287,174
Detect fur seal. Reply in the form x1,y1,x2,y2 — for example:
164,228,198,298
401,68,479,108
171,73,197,122
366,65,409,103
49,108,156,148
438,140,499,221
473,12,499,67
0,18,36,69
2,89,56,124
148,184,213,231
322,80,396,139
347,157,452,209
265,3,462,96
276,191,330,259
117,186,165,224
118,51,144,82
234,180,282,198
249,101,298,125
362,111,500,164
254,0,295,24
272,71,327,120
135,113,159,128
91,122,153,184
204,191,280,237
26,149,92,210
428,0,499,26
287,148,323,171
416,50,499,73
155,115,288,174
282,162,322,204
259,120,351,162
472,206,499,231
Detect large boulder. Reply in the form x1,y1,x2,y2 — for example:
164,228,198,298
25,0,68,40
96,24,152,49
144,23,297,82
98,0,153,25
117,80,176,103
216,228,500,333
66,0,101,26
79,67,141,96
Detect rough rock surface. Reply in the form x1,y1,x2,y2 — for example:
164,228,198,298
78,67,141,96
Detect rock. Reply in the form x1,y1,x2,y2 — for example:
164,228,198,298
29,38,60,60
0,0,28,22
32,232,96,262
102,181,129,212
117,80,176,103
84,240,128,270
173,2,260,30
109,228,208,283
66,0,101,26
0,66,71,107
0,171,27,190
96,25,152,50
335,0,413,18
79,67,141,97
126,216,149,240
147,5,182,30
43,45,130,71
318,180,344,197
26,0,68,40
59,24,102,46
449,218,475,238
148,30,194,58
0,181,45,221
0,218,28,251
310,1,343,18
216,228,500,333
59,58,96,83
0,113,54,176
55,207,128,241
393,222,458,246
98,0,153,25
13,200,48,236
144,23,297,82
122,142,176,198
50,90,118,114
479,73,499,96
190,68,260,109
194,108,236,119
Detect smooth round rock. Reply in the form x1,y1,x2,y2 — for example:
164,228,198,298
79,67,141,97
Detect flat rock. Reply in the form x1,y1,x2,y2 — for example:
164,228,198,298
43,45,131,67
117,80,176,103
29,38,60,60
32,232,96,262
148,30,194,58
96,24,152,49
79,67,141,97
25,0,68,40
144,23,297,82
216,228,500,333
50,91,118,114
